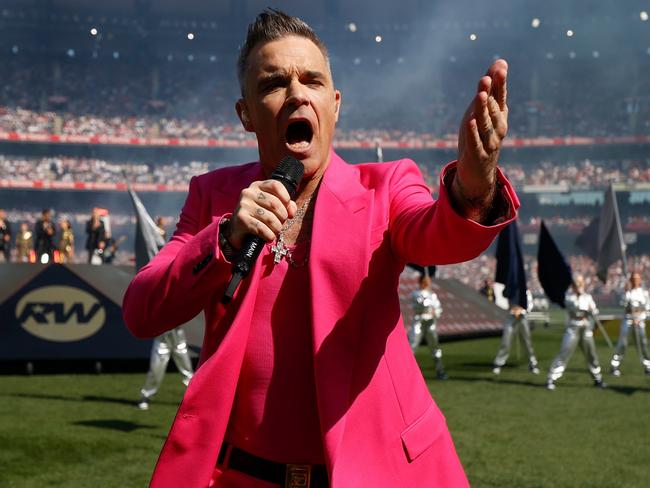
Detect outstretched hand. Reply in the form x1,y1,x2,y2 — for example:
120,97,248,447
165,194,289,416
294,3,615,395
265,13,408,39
454,59,509,221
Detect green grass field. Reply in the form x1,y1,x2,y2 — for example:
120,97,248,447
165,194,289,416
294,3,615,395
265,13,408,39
1,323,649,488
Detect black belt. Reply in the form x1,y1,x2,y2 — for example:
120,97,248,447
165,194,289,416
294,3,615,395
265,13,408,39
218,443,329,488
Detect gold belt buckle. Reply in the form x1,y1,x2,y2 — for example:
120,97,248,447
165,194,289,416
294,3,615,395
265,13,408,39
285,464,312,488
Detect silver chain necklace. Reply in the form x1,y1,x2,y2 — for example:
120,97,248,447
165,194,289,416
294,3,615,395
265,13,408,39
271,196,312,266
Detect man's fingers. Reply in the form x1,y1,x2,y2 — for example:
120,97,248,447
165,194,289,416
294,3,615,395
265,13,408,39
231,179,294,246
257,179,292,205
247,188,289,221
474,91,495,149
253,211,284,239
238,202,283,241
477,76,491,96
491,68,508,111
457,59,508,184
486,59,508,78
248,216,277,242
287,200,297,219
484,59,508,110
487,96,507,139
467,119,489,161
249,201,284,235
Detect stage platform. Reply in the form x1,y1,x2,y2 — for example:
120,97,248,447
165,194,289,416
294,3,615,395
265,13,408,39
0,263,204,363
0,264,509,366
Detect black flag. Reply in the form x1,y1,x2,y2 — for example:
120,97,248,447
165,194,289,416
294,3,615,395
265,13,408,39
495,220,528,309
538,221,573,307
575,216,599,261
575,184,626,282
127,186,166,270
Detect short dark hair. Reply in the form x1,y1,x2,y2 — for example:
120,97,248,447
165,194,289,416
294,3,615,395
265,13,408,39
236,9,329,96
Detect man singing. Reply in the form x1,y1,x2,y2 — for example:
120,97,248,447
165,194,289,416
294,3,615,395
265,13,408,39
123,9,518,488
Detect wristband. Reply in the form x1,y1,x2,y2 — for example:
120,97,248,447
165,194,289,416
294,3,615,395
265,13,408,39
218,218,237,261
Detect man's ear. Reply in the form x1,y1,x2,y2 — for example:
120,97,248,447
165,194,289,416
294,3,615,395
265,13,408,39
334,90,341,123
236,99,254,132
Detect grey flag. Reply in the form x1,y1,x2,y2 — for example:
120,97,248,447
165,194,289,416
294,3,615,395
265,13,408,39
375,142,383,163
595,184,627,281
127,186,166,271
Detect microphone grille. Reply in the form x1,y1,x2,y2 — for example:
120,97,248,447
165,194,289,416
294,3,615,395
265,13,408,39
272,156,304,189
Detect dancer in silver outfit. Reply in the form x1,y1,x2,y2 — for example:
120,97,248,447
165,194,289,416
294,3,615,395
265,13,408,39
610,272,650,377
137,328,194,410
409,275,447,379
492,290,539,375
546,275,605,390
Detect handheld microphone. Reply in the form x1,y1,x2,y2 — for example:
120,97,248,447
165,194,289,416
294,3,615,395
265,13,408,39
221,156,305,303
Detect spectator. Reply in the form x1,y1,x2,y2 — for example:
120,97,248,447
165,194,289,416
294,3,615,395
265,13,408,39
0,209,12,262
85,208,106,264
34,208,56,263
15,222,33,262
57,218,74,263
479,277,495,302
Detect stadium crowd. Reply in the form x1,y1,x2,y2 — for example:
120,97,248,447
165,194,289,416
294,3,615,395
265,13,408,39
418,158,650,191
504,159,650,189
0,56,648,143
0,155,217,185
3,155,650,191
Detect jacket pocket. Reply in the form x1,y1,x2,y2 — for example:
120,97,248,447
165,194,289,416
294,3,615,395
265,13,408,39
400,402,446,462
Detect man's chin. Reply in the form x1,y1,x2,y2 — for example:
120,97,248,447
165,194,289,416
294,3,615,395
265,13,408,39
261,145,329,177
295,152,331,178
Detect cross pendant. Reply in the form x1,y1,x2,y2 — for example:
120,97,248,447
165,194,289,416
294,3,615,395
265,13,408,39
271,236,289,264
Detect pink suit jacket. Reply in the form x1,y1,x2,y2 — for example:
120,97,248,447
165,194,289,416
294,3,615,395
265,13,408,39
123,151,519,488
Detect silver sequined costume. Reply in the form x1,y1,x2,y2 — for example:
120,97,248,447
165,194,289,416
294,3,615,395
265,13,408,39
493,291,538,371
408,288,446,377
610,287,650,374
547,290,602,385
140,329,194,401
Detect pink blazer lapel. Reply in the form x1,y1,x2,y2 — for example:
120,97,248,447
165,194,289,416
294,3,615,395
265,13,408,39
151,163,266,488
309,151,374,465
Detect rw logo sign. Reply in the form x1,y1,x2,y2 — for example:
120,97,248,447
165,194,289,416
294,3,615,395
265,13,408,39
15,286,106,342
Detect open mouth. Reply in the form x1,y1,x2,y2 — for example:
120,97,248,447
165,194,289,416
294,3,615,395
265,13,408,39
285,120,313,151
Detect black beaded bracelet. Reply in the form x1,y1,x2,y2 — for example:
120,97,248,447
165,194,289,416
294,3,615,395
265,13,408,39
218,218,237,261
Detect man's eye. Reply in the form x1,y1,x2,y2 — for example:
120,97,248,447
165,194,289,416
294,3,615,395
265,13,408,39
261,80,283,92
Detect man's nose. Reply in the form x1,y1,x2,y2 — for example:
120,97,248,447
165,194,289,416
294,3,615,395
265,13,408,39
285,80,310,108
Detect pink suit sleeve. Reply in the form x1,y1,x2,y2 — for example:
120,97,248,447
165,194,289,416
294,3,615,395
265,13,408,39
389,159,519,265
122,176,233,338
